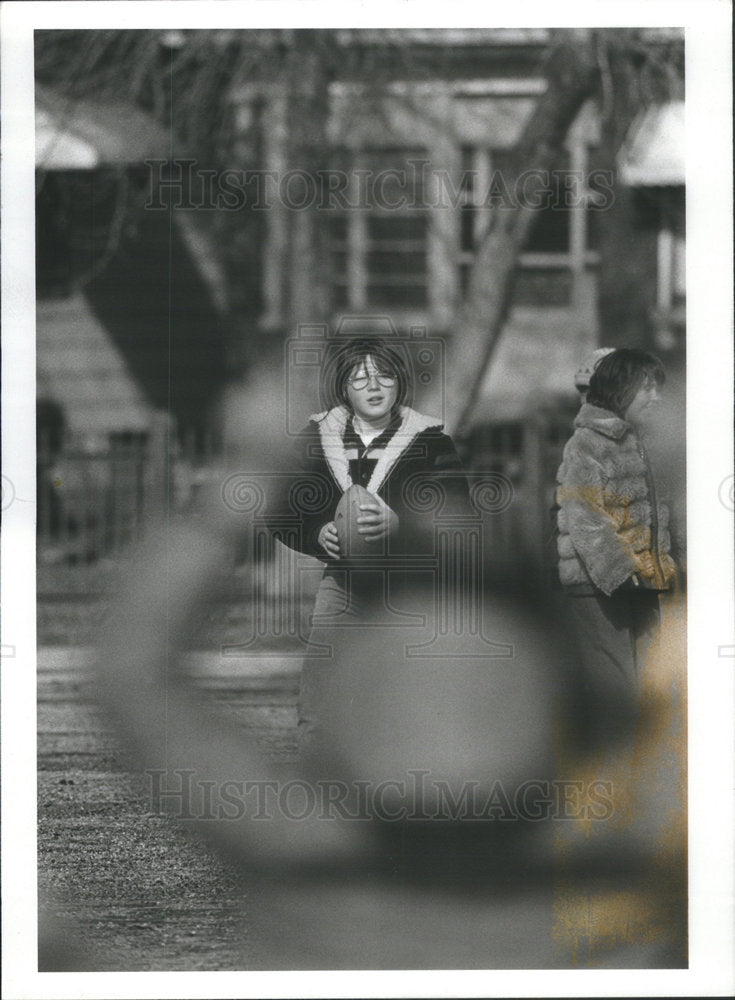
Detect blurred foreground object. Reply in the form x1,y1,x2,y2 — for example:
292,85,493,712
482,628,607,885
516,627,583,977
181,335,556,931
92,379,686,969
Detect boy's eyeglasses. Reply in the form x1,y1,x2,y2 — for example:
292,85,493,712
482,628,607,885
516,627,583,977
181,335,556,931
348,373,396,390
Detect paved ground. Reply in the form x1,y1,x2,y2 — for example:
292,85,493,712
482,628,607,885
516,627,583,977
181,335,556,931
37,604,688,972
37,646,300,971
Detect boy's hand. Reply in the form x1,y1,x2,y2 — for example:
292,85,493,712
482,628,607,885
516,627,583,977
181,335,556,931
318,521,340,559
357,495,398,542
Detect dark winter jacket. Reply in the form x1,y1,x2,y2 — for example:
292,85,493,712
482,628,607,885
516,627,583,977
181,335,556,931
556,403,677,596
272,404,471,562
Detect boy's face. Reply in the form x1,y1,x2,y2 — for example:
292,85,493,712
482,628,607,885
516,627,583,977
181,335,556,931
346,355,398,423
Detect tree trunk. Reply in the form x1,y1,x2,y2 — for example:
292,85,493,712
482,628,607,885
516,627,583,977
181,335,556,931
446,30,600,436
594,34,670,351
284,30,334,330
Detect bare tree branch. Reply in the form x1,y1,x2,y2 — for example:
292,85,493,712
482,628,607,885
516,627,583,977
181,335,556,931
445,30,601,435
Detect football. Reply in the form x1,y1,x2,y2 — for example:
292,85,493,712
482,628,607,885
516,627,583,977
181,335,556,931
334,484,383,558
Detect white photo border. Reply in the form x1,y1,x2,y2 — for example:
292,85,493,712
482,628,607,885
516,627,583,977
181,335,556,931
2,1,733,997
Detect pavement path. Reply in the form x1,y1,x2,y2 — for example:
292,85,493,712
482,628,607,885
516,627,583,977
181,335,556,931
37,618,688,972
37,646,300,971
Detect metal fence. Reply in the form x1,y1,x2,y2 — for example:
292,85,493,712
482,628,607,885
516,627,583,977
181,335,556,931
37,412,574,644
462,411,574,571
37,426,220,562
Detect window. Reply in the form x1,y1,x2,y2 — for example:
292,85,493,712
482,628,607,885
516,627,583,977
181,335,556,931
457,142,599,311
457,144,491,297
328,147,429,311
654,226,685,349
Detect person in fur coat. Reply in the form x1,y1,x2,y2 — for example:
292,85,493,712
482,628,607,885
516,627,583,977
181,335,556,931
556,348,678,736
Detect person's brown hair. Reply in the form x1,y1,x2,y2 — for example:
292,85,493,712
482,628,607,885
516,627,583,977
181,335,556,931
587,348,665,417
325,337,412,411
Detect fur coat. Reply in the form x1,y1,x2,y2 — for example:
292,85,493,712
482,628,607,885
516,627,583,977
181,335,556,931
556,403,677,596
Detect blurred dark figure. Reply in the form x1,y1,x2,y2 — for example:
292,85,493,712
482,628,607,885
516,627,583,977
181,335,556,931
36,399,77,544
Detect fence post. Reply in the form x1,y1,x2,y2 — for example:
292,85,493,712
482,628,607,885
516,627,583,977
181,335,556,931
147,410,174,522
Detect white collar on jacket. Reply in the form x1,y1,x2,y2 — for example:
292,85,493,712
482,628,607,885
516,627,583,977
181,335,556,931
309,404,443,494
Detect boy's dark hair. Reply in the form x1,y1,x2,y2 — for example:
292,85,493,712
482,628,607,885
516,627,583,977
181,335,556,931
325,337,412,410
587,348,665,417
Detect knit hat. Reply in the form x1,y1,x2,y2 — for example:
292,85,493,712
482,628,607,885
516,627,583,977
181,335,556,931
574,347,615,391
